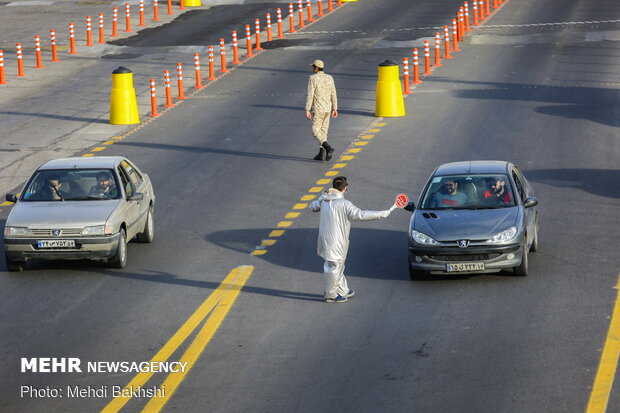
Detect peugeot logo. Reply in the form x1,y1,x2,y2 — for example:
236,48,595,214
457,239,469,248
52,230,61,237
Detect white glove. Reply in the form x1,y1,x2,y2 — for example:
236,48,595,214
379,209,391,218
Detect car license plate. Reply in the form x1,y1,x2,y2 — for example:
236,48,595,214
37,240,75,248
445,262,485,272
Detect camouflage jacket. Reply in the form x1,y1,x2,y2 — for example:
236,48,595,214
305,71,338,113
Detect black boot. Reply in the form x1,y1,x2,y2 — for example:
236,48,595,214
313,148,325,161
322,142,335,161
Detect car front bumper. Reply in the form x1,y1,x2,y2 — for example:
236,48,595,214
4,233,121,261
408,243,523,274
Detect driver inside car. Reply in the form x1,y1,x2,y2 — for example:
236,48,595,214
483,178,513,205
32,175,65,201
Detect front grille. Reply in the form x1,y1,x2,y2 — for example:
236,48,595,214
428,254,501,262
30,228,82,236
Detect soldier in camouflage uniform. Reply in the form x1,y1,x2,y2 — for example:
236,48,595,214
305,60,338,161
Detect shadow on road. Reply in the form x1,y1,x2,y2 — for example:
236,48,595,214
205,226,509,282
430,78,619,128
207,227,406,280
522,167,620,199
101,268,323,302
0,111,108,124
252,103,374,117
116,141,318,162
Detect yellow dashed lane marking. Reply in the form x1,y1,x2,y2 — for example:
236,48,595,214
316,179,330,185
355,141,369,146
309,187,323,193
361,135,375,139
301,195,316,201
333,163,347,168
325,171,339,176
375,122,387,126
269,230,285,237
112,136,124,140
369,128,381,133
293,203,308,210
1,201,13,207
277,221,293,228
261,239,277,246
341,155,355,161
285,212,300,219
82,154,95,157
347,148,362,153
92,147,106,152
103,140,115,145
251,249,267,256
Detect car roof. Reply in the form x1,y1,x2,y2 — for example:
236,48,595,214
433,160,511,176
38,156,126,170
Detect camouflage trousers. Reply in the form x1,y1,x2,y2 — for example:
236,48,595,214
311,111,331,145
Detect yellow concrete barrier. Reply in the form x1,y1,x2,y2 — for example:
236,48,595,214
110,66,140,125
375,60,405,117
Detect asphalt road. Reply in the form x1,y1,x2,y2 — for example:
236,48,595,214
0,0,619,412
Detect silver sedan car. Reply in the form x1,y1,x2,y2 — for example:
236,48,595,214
406,161,538,279
3,156,155,271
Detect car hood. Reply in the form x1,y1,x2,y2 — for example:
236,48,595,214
7,200,122,229
412,208,519,241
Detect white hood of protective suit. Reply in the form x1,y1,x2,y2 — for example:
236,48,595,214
309,188,388,262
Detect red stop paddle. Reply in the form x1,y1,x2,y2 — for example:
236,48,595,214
395,193,409,208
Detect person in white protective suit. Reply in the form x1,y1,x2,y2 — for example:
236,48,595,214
309,176,396,303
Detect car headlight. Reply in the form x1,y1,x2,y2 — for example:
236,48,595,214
81,225,113,236
4,226,31,237
486,226,518,244
411,230,440,246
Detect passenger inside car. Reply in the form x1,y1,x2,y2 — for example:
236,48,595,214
429,179,468,208
89,172,118,199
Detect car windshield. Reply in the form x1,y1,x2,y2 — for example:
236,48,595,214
419,173,516,209
21,169,121,201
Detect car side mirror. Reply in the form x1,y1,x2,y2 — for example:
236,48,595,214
404,201,416,212
5,194,17,203
524,197,538,208
128,192,144,201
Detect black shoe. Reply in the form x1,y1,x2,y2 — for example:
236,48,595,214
313,148,325,161
322,142,335,161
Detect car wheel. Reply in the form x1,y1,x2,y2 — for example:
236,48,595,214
513,242,529,277
409,260,430,280
5,253,25,272
136,206,154,243
108,229,127,269
530,220,539,252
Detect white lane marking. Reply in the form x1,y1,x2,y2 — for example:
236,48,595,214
6,1,56,5
288,20,620,35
